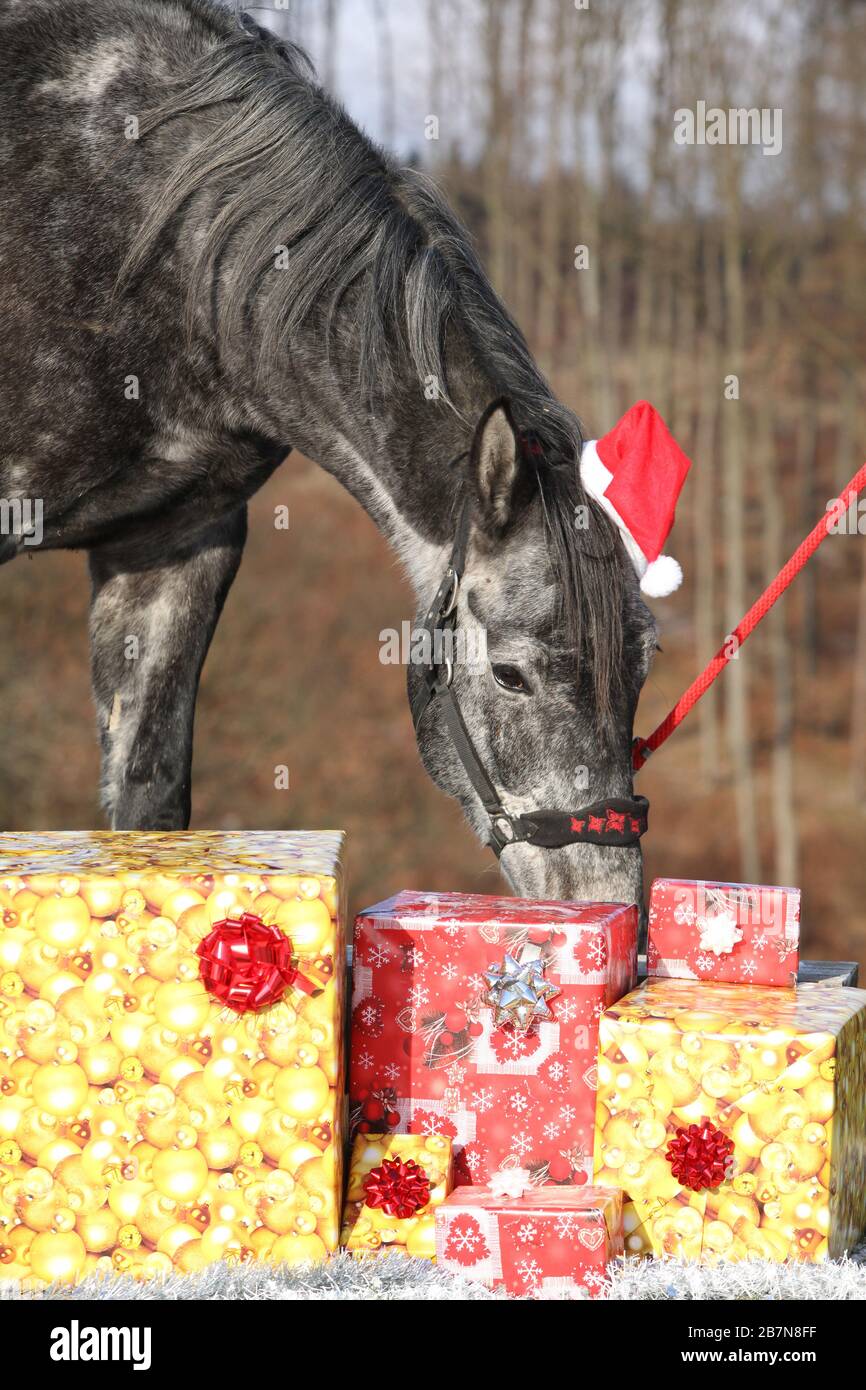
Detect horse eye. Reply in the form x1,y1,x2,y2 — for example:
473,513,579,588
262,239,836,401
492,664,530,694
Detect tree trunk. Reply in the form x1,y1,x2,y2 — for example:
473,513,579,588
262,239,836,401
722,164,761,880
513,0,538,335
482,0,508,296
755,328,798,882
371,0,395,148
694,232,721,780
797,372,820,674
536,0,568,368
852,545,866,799
321,0,338,92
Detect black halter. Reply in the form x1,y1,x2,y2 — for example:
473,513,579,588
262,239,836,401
410,498,649,858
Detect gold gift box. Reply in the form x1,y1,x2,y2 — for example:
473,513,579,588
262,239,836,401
0,832,346,1287
341,1133,454,1259
594,978,866,1263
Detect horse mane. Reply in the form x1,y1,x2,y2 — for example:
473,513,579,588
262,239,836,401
119,10,626,721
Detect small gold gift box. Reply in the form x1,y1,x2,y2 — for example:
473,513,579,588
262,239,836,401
594,978,866,1263
341,1133,454,1259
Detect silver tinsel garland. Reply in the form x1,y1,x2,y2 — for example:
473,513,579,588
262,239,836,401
3,1245,866,1301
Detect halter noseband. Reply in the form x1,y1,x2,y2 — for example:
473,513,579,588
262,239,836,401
410,497,649,858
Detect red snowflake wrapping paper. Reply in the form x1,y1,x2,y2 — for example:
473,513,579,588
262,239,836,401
349,892,637,1185
647,878,800,987
435,1184,622,1298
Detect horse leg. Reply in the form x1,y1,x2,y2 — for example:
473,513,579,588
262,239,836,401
88,509,247,830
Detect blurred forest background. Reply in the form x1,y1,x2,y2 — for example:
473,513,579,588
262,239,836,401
1,0,865,971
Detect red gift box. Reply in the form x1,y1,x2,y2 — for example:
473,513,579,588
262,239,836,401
349,892,637,1185
435,1183,622,1297
647,878,800,987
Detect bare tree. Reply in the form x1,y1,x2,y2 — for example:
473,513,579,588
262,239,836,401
512,0,538,332
321,0,339,93
756,278,798,881
481,0,509,294
370,0,396,148
535,0,568,366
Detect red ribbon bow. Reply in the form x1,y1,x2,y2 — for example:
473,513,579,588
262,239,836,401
665,1119,734,1192
197,913,314,1013
363,1157,431,1219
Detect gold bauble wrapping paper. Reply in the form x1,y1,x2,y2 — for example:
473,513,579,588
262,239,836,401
341,1133,454,1259
0,831,346,1288
593,978,866,1263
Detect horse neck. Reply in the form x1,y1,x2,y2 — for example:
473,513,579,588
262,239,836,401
277,325,492,602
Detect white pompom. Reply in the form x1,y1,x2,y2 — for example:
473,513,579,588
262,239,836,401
640,554,683,598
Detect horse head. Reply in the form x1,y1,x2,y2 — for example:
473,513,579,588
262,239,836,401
410,397,666,908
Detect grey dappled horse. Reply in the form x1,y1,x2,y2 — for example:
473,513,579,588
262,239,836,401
0,0,658,905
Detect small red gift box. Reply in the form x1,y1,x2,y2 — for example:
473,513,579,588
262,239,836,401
647,878,800,987
349,891,637,1185
435,1183,622,1298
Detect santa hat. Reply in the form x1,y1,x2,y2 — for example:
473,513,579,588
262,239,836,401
580,401,692,598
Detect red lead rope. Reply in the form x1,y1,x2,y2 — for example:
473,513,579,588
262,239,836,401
632,459,866,772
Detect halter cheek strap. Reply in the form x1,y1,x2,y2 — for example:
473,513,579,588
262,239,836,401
410,497,649,857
